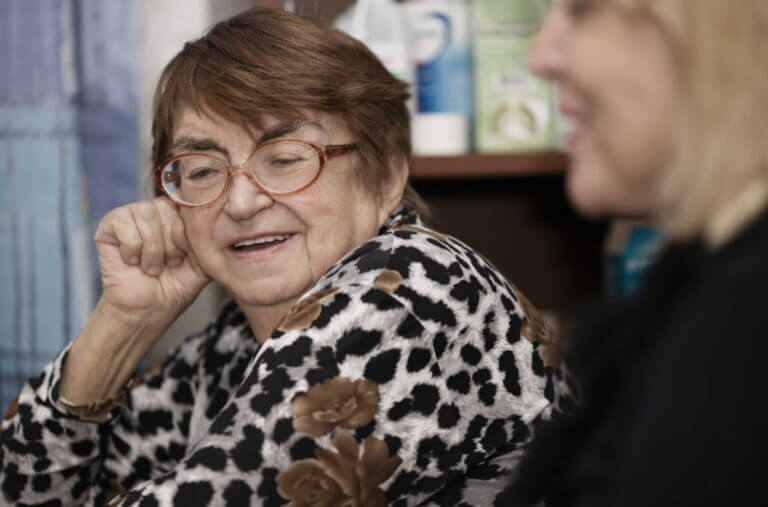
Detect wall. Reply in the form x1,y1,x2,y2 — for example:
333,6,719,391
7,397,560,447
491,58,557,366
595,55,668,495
139,0,257,364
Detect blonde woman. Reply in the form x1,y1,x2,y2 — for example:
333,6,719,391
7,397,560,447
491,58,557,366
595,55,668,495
502,0,768,505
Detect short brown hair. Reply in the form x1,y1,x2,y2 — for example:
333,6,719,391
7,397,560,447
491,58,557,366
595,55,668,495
151,7,428,218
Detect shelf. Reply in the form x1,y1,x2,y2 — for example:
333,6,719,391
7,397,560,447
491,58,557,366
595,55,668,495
410,151,568,179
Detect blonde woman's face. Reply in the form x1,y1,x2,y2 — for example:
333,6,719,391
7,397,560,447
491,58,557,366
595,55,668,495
529,0,678,217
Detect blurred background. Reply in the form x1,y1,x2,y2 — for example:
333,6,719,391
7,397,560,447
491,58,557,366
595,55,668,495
0,0,657,411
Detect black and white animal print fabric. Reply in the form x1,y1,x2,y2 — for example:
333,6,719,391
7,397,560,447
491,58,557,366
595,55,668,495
1,208,568,506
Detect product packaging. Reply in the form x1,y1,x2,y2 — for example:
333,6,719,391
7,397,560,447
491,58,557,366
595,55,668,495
472,0,556,152
405,0,473,155
335,0,415,111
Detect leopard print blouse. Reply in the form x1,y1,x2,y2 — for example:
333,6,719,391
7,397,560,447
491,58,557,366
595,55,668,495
1,208,570,506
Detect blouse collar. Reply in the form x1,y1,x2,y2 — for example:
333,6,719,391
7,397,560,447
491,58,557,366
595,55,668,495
378,206,421,235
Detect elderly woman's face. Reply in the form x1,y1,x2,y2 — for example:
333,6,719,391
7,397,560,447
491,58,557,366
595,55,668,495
530,0,678,216
173,108,389,309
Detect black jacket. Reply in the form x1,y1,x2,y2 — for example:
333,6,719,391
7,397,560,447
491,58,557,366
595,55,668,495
507,210,768,507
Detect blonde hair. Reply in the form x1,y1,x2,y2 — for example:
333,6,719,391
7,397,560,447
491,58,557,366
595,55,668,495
615,0,768,245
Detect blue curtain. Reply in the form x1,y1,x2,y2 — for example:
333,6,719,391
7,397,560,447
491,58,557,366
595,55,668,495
0,0,139,411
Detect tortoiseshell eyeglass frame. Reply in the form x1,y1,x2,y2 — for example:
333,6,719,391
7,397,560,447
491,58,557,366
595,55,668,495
154,139,359,208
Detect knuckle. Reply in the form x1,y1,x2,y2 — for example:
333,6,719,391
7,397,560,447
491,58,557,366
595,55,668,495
119,228,142,249
143,241,164,258
98,208,121,231
123,238,142,251
135,202,157,221
116,205,134,221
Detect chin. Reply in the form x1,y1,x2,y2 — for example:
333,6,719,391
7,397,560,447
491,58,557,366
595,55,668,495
228,278,308,308
565,168,609,218
567,176,655,220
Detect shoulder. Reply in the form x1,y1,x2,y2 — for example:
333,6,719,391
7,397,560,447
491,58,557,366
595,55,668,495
296,221,559,357
317,222,520,314
660,234,768,349
280,221,556,404
284,223,534,353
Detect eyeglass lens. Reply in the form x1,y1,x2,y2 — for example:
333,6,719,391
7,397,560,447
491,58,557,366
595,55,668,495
160,140,320,205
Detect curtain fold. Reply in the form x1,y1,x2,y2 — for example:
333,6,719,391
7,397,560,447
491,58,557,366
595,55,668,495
0,0,138,410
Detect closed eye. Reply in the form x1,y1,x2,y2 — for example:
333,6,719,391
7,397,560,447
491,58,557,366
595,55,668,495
269,157,307,167
188,167,220,179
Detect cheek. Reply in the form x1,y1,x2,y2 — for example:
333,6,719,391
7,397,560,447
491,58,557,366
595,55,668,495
593,90,669,197
300,182,372,233
567,133,659,217
298,188,379,262
180,210,219,262
566,143,615,216
293,197,336,238
595,40,676,182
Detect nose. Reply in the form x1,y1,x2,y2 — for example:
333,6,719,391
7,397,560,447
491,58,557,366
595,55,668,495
528,3,568,80
223,168,274,221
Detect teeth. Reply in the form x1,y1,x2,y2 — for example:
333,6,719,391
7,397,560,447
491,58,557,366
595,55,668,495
234,234,290,248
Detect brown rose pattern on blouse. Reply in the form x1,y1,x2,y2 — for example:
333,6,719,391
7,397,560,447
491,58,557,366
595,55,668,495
276,431,402,507
277,287,340,332
517,292,561,368
292,378,379,437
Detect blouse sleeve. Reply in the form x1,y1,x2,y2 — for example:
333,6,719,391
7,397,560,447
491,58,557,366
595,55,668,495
0,326,210,506
115,279,553,507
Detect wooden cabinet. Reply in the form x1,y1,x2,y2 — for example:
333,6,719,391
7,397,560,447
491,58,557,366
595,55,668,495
411,152,567,179
410,154,605,313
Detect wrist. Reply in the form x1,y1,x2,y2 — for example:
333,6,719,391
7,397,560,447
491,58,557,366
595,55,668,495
95,295,176,337
59,298,172,405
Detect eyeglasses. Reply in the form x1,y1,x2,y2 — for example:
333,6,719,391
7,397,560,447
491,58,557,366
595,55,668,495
155,139,358,207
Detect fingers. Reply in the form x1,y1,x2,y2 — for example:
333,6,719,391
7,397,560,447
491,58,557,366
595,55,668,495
170,215,192,254
154,197,185,266
130,203,165,276
95,197,185,277
95,206,142,265
170,215,208,279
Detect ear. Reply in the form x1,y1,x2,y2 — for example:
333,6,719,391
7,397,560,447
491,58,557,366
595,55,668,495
377,156,410,223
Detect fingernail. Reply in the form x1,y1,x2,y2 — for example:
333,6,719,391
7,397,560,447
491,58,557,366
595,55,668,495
148,265,161,276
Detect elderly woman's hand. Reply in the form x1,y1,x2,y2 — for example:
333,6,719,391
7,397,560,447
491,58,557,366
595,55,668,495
94,197,210,324
57,198,210,409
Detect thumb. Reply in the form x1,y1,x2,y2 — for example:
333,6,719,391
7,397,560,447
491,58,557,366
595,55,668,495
171,217,209,280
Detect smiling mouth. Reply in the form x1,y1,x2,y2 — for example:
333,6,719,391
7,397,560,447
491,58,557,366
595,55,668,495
231,234,294,252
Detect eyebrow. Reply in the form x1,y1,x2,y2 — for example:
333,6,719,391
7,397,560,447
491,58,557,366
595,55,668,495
170,138,230,158
169,120,325,159
254,120,324,146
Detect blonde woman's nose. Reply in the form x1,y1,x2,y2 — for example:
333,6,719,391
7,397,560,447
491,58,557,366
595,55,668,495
528,3,568,79
224,170,273,221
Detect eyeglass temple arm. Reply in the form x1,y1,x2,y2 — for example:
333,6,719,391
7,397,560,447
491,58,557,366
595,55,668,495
324,143,359,158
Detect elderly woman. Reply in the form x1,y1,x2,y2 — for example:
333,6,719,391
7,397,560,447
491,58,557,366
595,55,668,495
0,8,564,506
502,0,768,506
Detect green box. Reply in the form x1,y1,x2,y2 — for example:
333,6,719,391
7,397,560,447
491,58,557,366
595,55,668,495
474,0,549,29
472,0,556,152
